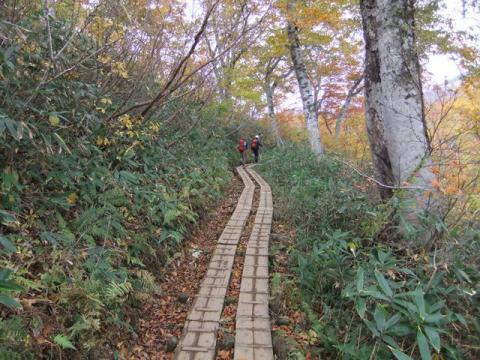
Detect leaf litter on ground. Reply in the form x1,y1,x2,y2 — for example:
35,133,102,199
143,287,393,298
129,175,244,359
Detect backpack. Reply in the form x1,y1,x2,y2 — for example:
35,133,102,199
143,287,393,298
251,138,258,150
238,139,246,152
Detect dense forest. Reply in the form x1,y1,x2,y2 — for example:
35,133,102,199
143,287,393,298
0,0,479,359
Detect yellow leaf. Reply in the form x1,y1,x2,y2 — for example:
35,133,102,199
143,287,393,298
49,115,60,126
120,114,133,129
67,193,78,205
100,98,112,105
98,54,112,64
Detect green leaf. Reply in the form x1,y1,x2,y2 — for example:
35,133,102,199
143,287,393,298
0,294,22,309
390,347,414,360
40,231,58,245
453,268,472,283
0,235,16,253
429,300,445,313
363,289,390,301
163,209,178,225
424,326,441,353
0,269,12,281
378,250,389,264
413,287,426,318
374,270,393,298
0,270,23,298
53,334,76,350
389,324,413,337
356,267,364,292
0,279,23,292
424,313,443,324
355,297,366,319
118,170,139,185
0,209,17,224
416,330,431,360
364,319,380,337
394,298,417,314
53,133,72,155
455,313,467,326
384,313,401,330
374,305,386,332
382,335,399,349
0,113,22,140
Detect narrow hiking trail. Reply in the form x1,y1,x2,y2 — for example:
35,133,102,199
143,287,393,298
131,166,274,360
173,166,274,360
131,174,244,359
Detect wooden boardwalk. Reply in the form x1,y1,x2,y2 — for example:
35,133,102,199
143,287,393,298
174,166,273,360
234,167,274,360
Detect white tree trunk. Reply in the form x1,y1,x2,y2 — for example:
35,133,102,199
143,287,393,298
265,85,283,146
287,0,324,155
361,0,441,243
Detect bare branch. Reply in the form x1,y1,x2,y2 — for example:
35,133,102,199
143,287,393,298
140,1,220,118
335,76,364,136
332,156,430,191
44,0,54,63
108,3,269,121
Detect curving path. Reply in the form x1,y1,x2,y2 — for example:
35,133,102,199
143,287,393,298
174,166,274,360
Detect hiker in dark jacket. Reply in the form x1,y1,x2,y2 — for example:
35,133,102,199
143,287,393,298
250,135,262,163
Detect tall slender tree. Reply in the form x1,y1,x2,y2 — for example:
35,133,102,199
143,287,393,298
286,0,324,155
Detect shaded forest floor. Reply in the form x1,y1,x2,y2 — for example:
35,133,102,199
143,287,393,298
127,173,244,359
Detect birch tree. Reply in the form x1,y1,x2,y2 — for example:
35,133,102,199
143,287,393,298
286,0,324,155
263,57,283,145
360,0,441,240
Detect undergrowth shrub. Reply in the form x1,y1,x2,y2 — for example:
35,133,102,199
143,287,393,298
0,10,241,358
259,143,479,360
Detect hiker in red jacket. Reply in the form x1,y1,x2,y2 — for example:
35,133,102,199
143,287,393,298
238,138,248,166
250,135,262,163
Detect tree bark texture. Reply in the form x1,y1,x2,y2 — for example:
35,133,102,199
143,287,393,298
360,0,440,242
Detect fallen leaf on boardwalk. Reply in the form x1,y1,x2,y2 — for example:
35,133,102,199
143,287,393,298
217,350,231,359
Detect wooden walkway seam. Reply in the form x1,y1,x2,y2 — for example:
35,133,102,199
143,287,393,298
174,166,254,360
234,166,274,360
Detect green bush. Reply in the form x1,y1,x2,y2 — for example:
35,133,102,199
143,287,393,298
258,143,480,360
0,11,239,357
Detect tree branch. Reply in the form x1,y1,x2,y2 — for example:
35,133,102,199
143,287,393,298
139,1,219,118
44,0,54,64
335,76,364,136
332,156,430,191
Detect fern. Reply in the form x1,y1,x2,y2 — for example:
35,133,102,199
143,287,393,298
0,317,27,344
104,281,132,302
53,334,76,350
0,349,22,360
68,315,101,337
130,269,160,294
